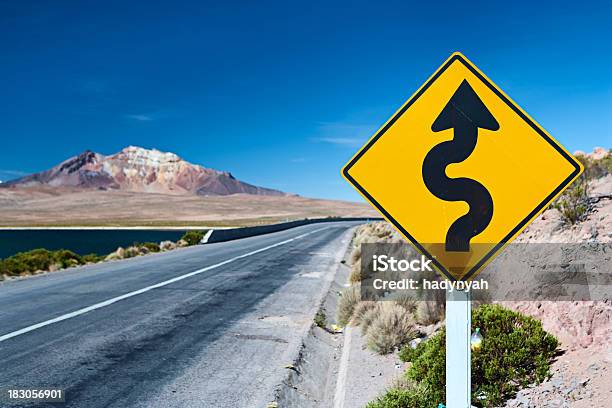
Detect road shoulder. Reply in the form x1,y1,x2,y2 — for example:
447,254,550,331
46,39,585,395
275,226,406,408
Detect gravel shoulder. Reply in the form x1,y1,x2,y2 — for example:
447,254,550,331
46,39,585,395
276,226,408,408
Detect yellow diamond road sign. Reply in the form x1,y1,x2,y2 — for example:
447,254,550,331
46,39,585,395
342,52,583,282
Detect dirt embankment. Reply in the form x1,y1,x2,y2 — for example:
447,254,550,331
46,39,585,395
500,157,611,407
346,148,611,407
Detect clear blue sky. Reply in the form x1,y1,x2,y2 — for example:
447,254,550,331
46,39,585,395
1,1,610,201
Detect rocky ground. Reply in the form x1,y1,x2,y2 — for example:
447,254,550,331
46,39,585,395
346,149,611,407
505,346,611,408
500,153,611,407
515,174,611,244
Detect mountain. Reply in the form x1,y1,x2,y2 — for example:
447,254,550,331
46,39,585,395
4,146,286,196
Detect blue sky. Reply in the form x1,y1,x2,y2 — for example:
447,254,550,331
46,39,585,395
0,1,610,201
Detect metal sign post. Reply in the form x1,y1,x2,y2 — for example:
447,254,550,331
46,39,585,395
446,288,471,408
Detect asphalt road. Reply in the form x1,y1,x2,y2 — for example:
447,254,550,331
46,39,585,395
0,222,359,407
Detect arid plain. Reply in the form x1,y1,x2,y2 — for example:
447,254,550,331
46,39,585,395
0,187,377,227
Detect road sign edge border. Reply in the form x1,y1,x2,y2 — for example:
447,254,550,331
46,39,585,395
341,52,583,282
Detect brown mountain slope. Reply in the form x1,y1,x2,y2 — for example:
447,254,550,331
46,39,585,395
3,146,285,196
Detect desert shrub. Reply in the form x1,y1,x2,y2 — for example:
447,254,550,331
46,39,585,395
352,222,399,247
0,241,171,277
141,242,160,253
349,260,362,283
22,249,56,272
576,150,611,180
397,341,418,364
105,247,126,261
314,310,326,328
350,301,377,326
124,246,140,258
130,245,154,257
393,304,558,407
551,150,611,224
350,245,361,265
366,383,436,408
348,236,365,284
52,249,83,269
415,300,444,325
349,245,363,284
0,256,28,276
0,249,56,276
470,305,558,399
0,249,74,276
400,328,446,405
81,253,103,263
180,230,205,246
337,286,360,326
388,291,417,314
159,240,176,251
359,304,381,336
0,248,103,276
552,177,589,224
366,302,417,354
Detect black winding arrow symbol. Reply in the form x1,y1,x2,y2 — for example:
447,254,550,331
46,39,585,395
422,79,499,252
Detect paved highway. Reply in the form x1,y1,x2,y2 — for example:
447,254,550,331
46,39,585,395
0,222,360,407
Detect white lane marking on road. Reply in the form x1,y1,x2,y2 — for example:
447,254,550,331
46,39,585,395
0,227,330,343
333,326,352,408
299,271,323,279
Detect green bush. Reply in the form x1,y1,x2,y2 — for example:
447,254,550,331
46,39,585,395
141,242,161,253
82,253,103,263
576,150,611,180
314,310,326,329
552,177,589,224
400,327,446,405
550,150,611,224
377,304,559,408
0,248,105,276
180,230,205,246
470,305,558,402
0,249,55,276
366,383,436,408
52,249,83,269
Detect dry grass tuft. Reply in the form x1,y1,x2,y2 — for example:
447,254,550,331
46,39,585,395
345,221,447,354
348,245,363,283
366,302,417,354
337,286,360,326
350,244,362,264
350,300,377,326
387,291,417,314
359,304,382,336
415,300,444,325
348,262,362,284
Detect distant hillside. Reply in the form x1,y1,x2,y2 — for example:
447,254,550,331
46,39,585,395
3,146,285,197
0,188,378,227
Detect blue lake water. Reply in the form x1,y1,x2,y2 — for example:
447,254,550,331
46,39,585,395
0,230,188,259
